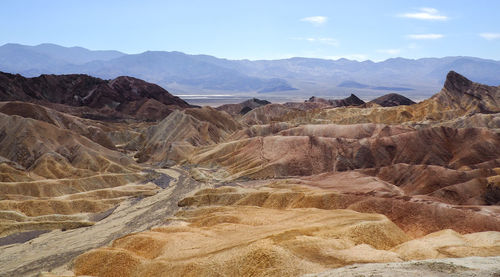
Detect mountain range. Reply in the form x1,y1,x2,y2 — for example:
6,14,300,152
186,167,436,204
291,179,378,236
2,43,500,100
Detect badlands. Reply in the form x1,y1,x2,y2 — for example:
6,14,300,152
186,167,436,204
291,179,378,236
0,71,500,276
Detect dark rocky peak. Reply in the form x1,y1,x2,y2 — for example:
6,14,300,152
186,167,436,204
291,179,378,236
369,93,416,107
108,76,190,108
444,71,473,95
239,106,253,115
433,71,500,114
306,94,365,107
342,94,365,106
306,96,330,104
241,98,271,108
329,93,365,107
0,71,192,120
0,72,109,104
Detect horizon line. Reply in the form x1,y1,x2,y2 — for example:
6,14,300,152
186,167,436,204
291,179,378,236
2,42,500,63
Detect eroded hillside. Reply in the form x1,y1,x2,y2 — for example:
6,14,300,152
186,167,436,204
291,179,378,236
1,71,500,277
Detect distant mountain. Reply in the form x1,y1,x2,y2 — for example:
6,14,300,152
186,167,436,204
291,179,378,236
1,43,500,98
372,86,414,91
73,51,297,93
0,44,297,94
337,81,370,89
338,80,413,92
0,43,124,72
23,43,125,64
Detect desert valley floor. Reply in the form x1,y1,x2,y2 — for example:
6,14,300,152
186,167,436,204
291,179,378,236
0,70,500,276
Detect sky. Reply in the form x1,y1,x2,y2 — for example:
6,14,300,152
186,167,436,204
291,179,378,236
1,0,500,61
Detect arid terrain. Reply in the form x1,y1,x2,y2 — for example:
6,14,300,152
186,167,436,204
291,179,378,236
0,70,500,277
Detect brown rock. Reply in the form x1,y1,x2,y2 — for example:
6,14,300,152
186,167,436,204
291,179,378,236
0,71,192,121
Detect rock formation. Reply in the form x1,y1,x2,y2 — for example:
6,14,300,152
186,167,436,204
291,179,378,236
1,70,500,277
217,98,271,115
0,111,157,237
369,93,416,107
0,71,192,120
306,94,366,107
237,71,500,125
133,107,241,164
73,185,500,277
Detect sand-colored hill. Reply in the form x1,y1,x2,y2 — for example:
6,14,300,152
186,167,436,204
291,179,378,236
423,112,500,130
0,112,138,173
0,167,205,277
73,205,410,276
188,126,500,181
0,112,157,237
133,107,242,164
0,101,121,149
360,164,497,203
240,103,306,125
179,183,500,237
72,184,500,277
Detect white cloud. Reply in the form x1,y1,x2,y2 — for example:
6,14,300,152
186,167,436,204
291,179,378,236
479,33,500,40
406,33,444,40
292,37,339,46
399,7,448,21
419,7,438,14
300,16,328,25
377,49,401,55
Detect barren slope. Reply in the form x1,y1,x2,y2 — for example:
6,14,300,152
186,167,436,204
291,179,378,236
240,71,500,125
2,70,500,277
0,112,156,237
72,184,500,277
0,71,192,120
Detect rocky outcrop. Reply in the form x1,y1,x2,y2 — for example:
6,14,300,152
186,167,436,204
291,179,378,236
0,112,154,236
189,126,500,180
133,107,241,164
240,103,305,125
0,71,192,120
0,101,118,149
282,101,331,110
307,94,366,107
241,72,500,125
217,98,271,115
431,71,500,114
369,93,416,107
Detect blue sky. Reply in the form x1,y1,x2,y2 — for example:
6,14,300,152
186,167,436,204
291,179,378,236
2,0,499,61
